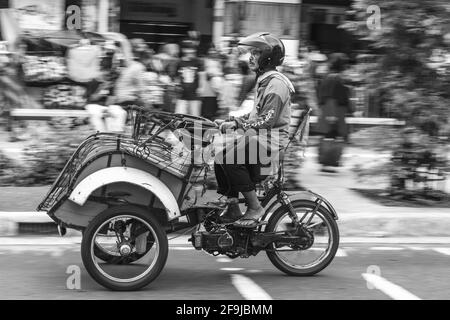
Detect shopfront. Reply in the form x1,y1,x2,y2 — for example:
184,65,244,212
119,0,214,52
0,0,120,113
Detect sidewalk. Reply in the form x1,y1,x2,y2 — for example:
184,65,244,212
0,144,449,237
298,147,450,237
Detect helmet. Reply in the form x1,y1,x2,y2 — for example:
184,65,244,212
238,32,285,69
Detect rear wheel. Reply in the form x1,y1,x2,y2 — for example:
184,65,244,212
81,205,168,291
266,200,339,276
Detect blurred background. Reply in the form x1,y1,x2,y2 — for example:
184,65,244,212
0,0,449,218
0,0,450,300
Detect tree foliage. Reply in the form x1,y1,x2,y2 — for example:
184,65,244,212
342,0,450,137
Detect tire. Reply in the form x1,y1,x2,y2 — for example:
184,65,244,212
81,205,168,291
266,200,339,276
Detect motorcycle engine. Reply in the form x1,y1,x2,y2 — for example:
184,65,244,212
190,229,250,257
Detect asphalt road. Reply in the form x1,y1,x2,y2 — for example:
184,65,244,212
0,236,449,300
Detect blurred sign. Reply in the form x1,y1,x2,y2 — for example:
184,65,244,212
121,0,179,20
224,1,300,39
11,0,64,31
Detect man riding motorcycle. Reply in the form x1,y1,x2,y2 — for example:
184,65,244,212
214,32,295,228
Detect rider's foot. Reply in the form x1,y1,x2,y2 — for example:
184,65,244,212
233,206,265,228
220,198,243,223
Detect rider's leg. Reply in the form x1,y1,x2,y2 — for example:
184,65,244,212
214,163,242,219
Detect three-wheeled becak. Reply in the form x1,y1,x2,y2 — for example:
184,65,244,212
38,107,339,291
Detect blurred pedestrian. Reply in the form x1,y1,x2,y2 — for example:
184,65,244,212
317,53,352,172
198,44,223,120
112,38,148,110
85,38,148,133
175,39,203,116
140,55,168,111
155,43,180,112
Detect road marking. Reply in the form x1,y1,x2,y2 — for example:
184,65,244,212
362,273,421,300
51,249,64,257
221,268,245,272
231,274,273,300
217,257,233,263
408,246,427,251
246,270,263,273
340,237,450,244
306,247,347,256
170,247,194,251
432,248,450,256
370,247,404,251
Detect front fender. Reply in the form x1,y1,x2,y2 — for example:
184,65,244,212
287,190,339,220
69,167,181,221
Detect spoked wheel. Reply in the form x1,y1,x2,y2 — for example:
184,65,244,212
93,225,155,265
266,200,339,276
81,205,168,291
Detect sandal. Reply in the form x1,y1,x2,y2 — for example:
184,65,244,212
232,217,267,229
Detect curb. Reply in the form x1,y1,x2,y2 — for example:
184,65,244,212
1,211,450,238
0,211,80,237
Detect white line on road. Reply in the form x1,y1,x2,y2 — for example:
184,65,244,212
370,247,405,251
341,237,450,244
231,274,273,300
432,248,450,256
170,247,195,251
246,270,263,273
51,249,64,257
221,268,245,272
336,249,347,257
217,257,233,263
362,273,421,300
408,246,427,251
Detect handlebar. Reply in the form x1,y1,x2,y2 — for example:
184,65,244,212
130,106,219,129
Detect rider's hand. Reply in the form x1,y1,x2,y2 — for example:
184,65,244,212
219,121,236,133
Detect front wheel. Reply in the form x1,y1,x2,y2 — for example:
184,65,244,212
81,205,168,291
266,200,339,276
